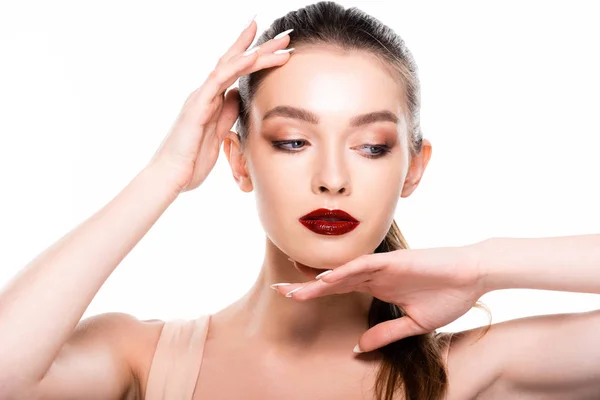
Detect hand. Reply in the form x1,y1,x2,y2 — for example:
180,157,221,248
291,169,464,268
272,244,487,352
148,20,293,193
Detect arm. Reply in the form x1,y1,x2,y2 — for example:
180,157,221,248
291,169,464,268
458,235,600,398
0,164,178,399
479,234,600,294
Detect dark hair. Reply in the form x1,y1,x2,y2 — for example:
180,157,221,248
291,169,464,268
235,2,487,398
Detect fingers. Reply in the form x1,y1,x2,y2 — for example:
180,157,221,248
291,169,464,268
194,44,291,121
357,317,428,353
271,252,394,301
219,19,259,65
200,25,293,101
202,32,292,100
270,283,305,297
178,19,294,126
245,29,292,55
182,26,293,128
319,252,391,284
272,275,363,301
220,20,292,65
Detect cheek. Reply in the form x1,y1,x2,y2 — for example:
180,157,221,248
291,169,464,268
354,157,405,198
358,173,402,226
250,159,308,234
353,163,404,238
252,159,306,202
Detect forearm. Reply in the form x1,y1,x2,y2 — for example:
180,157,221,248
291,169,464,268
476,234,600,294
0,163,179,387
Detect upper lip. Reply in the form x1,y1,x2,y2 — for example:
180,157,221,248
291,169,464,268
300,208,358,222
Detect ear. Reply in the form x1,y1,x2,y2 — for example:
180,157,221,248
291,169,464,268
223,131,253,192
401,138,432,198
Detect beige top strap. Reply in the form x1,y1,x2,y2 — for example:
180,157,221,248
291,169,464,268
145,315,211,400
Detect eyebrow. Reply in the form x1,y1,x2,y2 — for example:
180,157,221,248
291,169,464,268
262,105,399,127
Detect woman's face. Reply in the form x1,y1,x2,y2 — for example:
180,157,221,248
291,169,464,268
227,47,430,272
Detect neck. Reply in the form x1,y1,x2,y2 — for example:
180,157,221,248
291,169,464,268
225,237,374,355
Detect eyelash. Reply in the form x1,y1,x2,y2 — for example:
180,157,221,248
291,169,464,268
271,139,391,159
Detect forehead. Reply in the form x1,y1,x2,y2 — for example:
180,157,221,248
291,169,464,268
252,47,407,125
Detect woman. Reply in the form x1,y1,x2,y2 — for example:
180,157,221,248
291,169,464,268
1,1,599,399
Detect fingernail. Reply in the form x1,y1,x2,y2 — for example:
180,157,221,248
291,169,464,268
274,28,294,40
246,14,257,29
273,48,295,55
285,287,304,298
315,270,333,279
243,46,260,56
269,283,292,291
353,344,363,354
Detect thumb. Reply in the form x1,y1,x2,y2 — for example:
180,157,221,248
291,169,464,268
215,88,241,143
355,316,427,353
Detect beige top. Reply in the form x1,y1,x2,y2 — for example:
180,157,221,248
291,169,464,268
145,315,211,400
145,314,453,399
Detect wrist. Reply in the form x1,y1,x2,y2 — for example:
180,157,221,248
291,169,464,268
140,160,184,201
465,238,493,296
471,237,513,294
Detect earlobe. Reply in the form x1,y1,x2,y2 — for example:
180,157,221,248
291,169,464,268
223,131,253,192
239,175,253,192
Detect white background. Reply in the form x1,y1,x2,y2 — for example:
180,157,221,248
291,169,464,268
1,0,599,333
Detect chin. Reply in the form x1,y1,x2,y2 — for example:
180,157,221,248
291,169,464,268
292,261,331,280
287,251,357,280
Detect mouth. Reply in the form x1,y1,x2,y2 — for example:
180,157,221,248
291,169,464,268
299,208,359,236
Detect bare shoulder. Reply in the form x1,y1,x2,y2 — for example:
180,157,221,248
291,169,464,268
444,311,597,399
443,321,507,400
68,312,166,400
94,312,167,399
24,312,165,400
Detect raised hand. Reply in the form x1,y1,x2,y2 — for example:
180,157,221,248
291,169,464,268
149,20,294,193
272,245,486,352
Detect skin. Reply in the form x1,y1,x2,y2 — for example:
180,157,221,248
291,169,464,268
4,18,598,400
185,45,600,399
192,46,434,398
220,45,429,354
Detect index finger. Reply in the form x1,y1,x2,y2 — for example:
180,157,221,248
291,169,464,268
219,18,258,65
319,252,392,284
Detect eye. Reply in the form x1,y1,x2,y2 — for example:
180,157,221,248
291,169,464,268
271,140,391,159
271,139,308,153
359,144,391,159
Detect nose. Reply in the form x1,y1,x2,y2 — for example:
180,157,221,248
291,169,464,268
311,149,352,196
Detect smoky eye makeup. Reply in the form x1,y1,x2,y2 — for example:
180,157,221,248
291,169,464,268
260,121,400,152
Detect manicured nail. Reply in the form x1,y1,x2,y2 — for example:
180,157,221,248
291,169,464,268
243,46,260,56
315,270,333,279
246,14,257,29
269,283,292,291
353,344,363,354
273,48,295,55
274,28,294,40
285,287,304,297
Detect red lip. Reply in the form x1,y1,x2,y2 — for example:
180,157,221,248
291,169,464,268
299,208,359,236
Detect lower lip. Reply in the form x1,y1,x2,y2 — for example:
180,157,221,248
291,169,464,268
299,219,359,235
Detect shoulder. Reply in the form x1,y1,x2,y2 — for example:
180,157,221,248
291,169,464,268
78,312,166,356
446,317,536,399
78,312,165,338
442,322,510,400
80,312,166,399
444,313,575,399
